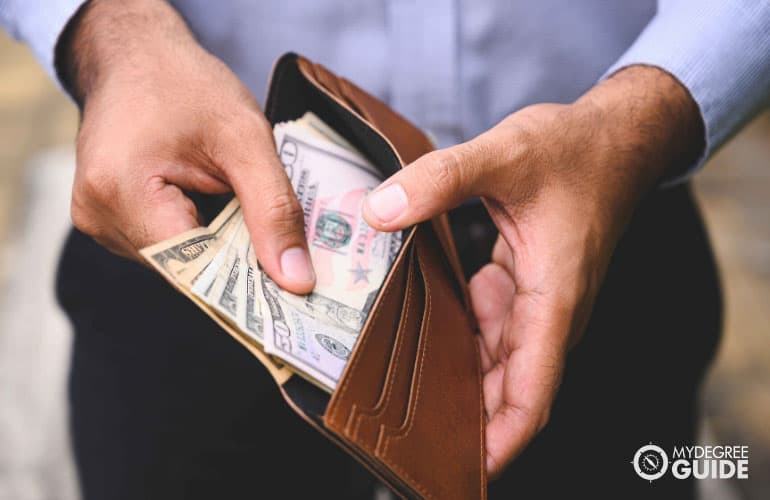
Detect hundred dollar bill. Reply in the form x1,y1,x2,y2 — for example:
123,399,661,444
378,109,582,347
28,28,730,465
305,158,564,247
140,198,241,282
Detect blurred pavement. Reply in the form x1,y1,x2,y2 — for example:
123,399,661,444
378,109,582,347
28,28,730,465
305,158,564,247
0,30,80,500
0,150,78,500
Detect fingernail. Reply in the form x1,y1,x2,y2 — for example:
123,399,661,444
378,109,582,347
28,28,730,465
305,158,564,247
280,247,315,283
367,183,408,223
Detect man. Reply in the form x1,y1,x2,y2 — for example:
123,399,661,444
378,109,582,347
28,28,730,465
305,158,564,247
2,0,768,498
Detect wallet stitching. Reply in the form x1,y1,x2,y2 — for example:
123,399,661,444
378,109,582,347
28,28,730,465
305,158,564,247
384,248,431,444
329,256,401,425
351,248,417,440
379,243,433,498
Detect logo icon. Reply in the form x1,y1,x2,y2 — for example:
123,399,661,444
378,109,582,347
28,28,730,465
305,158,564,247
633,443,669,481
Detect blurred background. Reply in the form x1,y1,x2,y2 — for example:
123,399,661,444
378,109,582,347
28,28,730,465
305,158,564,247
1,30,768,500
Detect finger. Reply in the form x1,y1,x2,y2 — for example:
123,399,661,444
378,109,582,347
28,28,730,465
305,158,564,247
485,341,565,478
484,295,569,478
159,162,231,195
71,170,201,259
126,178,202,249
92,232,138,260
215,117,315,294
71,195,136,258
491,236,515,273
481,362,505,423
363,135,501,231
477,336,495,375
469,263,514,370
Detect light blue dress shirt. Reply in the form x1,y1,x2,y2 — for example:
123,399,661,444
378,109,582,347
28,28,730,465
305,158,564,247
2,0,769,174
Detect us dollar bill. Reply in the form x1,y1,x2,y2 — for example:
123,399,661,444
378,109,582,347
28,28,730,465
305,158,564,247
273,121,401,316
257,120,403,389
195,220,250,325
140,198,241,282
141,113,404,392
297,111,359,154
238,243,264,343
261,274,358,390
178,207,244,287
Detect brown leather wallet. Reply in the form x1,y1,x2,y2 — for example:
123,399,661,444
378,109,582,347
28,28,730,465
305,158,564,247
222,53,486,499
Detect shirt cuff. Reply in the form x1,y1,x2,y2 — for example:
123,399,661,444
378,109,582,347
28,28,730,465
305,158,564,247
0,0,86,83
603,1,770,182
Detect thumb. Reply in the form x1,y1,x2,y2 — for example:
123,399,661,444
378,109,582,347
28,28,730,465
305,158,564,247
217,119,316,295
362,138,495,231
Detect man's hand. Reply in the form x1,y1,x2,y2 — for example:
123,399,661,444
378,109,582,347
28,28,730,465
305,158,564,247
60,0,314,293
362,66,704,477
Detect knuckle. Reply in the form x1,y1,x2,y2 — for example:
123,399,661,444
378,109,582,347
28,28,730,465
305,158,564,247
500,401,535,430
503,399,550,435
424,150,462,195
77,160,113,201
264,191,304,236
70,198,100,237
491,118,537,166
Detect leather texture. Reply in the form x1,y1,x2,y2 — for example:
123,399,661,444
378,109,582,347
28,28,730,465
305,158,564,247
265,53,486,499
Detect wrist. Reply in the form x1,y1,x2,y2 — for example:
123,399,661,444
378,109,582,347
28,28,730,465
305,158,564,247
575,65,705,193
55,0,194,106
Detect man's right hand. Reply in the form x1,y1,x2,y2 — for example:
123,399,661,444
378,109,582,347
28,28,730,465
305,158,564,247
61,0,315,294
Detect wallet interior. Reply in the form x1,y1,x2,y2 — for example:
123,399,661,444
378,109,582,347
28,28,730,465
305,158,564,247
264,52,413,401
264,52,418,482
263,54,485,499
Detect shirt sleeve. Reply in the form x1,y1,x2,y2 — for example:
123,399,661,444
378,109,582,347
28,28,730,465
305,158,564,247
0,0,86,82
604,0,770,178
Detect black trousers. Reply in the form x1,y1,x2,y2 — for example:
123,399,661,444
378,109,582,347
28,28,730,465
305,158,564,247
56,183,721,500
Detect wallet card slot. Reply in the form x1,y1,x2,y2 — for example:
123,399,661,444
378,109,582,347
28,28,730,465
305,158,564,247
373,247,432,453
346,246,425,449
371,226,485,500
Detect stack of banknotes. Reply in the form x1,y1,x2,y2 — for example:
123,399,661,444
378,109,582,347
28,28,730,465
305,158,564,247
141,113,402,391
